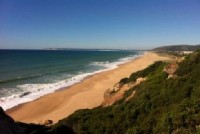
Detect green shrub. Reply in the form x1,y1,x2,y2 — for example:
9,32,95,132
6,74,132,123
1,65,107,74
34,51,200,134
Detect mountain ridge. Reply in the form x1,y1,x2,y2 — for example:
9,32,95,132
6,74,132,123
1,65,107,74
152,44,200,51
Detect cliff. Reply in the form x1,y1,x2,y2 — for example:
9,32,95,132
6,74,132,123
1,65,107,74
0,107,74,134
0,107,51,134
0,107,26,134
53,50,200,134
101,77,146,107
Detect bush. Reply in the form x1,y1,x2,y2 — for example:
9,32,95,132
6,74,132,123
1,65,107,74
34,51,200,134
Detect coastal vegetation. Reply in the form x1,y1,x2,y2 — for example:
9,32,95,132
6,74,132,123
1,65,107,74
2,50,200,134
51,50,200,134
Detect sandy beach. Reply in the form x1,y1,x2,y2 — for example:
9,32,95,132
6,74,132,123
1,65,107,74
6,52,172,124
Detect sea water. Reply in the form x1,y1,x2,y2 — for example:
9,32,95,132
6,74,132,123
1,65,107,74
0,49,143,110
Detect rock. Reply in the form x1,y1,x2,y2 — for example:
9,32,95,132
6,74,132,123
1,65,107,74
125,91,136,102
136,77,146,84
113,82,123,92
43,120,53,126
0,107,73,134
101,93,124,107
120,82,134,92
102,77,146,107
104,88,114,99
19,91,31,98
120,78,145,93
164,62,179,79
164,62,179,75
0,107,26,134
104,82,125,99
168,74,178,79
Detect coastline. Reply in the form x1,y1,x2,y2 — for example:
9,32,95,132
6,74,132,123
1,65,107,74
6,52,172,124
1,51,141,111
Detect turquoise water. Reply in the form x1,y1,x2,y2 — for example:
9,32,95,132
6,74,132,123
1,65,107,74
0,49,142,110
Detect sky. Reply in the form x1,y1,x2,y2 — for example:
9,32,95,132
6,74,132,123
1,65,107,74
0,0,200,50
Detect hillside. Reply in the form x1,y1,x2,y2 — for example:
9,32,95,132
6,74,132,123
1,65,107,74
53,50,200,134
152,45,200,52
2,50,200,134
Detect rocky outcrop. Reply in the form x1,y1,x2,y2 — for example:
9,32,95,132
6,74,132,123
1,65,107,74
113,82,124,92
101,92,124,107
104,88,114,99
103,82,123,99
164,62,178,78
40,119,53,126
125,91,136,102
0,107,26,134
101,77,146,107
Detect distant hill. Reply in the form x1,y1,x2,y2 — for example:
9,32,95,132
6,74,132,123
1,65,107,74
152,44,200,51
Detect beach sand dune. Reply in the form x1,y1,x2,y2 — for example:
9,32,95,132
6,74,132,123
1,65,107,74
7,52,171,124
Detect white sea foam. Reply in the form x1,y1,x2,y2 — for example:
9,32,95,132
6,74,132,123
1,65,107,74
0,52,144,110
97,49,120,52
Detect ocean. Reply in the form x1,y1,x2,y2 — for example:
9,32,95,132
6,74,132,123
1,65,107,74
0,49,142,110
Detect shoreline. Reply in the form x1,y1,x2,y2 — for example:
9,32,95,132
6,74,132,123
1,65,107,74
6,52,172,124
1,52,142,111
6,57,139,111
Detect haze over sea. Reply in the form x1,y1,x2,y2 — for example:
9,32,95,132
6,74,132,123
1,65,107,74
0,49,142,110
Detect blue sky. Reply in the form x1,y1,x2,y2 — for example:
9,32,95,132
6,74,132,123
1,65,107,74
0,0,200,49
